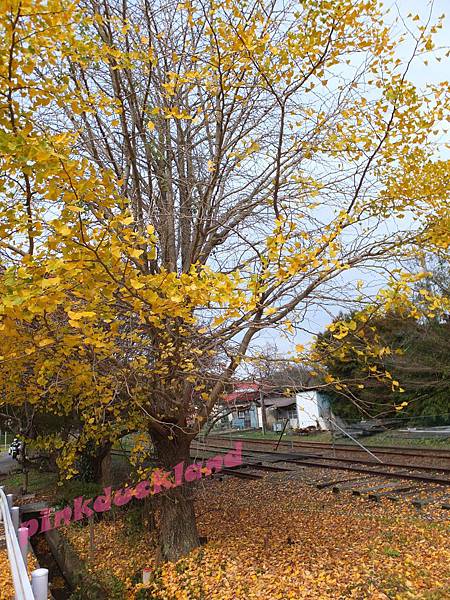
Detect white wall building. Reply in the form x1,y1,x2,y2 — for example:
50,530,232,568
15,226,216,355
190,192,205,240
295,391,332,430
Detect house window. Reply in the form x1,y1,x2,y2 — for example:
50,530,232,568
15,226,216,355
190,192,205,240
237,410,247,418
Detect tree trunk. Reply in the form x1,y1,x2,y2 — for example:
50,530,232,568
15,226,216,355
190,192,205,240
99,447,112,487
20,441,28,495
151,431,200,562
79,441,112,485
260,393,268,435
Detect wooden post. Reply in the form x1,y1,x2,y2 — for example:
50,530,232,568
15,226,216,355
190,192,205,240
260,391,267,435
274,419,289,451
89,515,95,560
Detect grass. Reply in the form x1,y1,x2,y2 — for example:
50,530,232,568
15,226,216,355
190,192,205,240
211,428,450,448
1,447,134,504
1,468,58,495
118,427,450,449
0,467,107,504
382,546,401,558
212,429,332,442
0,431,14,450
114,433,152,452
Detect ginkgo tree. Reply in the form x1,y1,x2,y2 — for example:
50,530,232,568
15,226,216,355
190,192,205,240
1,0,449,561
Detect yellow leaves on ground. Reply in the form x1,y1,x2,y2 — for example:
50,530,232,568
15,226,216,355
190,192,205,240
1,0,450,479
0,549,14,600
0,547,38,600
65,476,450,600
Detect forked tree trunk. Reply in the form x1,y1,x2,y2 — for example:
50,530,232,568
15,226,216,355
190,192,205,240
79,441,112,485
151,431,200,562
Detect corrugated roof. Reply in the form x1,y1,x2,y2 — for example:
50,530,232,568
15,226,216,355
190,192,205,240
265,397,296,408
223,381,260,404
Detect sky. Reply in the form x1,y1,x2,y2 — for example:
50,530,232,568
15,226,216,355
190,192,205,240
254,0,450,358
392,0,449,82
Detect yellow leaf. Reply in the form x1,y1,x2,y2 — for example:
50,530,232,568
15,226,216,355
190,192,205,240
129,248,144,258
68,319,81,328
41,277,61,288
54,223,71,236
67,310,96,320
130,278,145,290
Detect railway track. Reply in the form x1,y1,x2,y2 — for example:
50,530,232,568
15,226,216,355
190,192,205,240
192,442,450,484
191,439,450,510
112,436,450,510
196,444,450,476
195,441,450,475
205,435,450,460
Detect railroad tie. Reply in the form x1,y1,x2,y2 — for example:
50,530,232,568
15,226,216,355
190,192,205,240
367,485,414,502
411,494,450,509
331,477,382,494
352,481,406,496
220,468,262,480
316,476,369,490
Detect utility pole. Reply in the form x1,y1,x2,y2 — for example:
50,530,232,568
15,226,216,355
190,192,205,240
259,388,268,435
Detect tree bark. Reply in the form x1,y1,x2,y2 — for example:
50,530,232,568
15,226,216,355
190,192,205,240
151,431,200,562
99,448,112,488
20,441,28,495
79,441,112,485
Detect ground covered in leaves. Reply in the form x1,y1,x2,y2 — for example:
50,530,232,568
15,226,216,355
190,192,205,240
0,548,15,600
0,547,38,600
65,474,449,600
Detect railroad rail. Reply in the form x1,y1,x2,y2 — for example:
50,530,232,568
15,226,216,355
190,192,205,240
196,444,450,474
205,435,450,460
112,441,450,509
192,440,450,509
192,442,450,485
194,441,450,474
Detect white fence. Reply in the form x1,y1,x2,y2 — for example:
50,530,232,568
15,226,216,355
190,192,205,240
1,430,11,451
0,486,48,599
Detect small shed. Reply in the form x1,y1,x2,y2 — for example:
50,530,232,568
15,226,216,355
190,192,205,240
223,382,261,430
265,397,298,431
295,391,332,430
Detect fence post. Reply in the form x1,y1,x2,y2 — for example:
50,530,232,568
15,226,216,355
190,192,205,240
18,527,28,569
143,567,151,585
7,493,14,511
31,568,49,600
11,506,20,536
